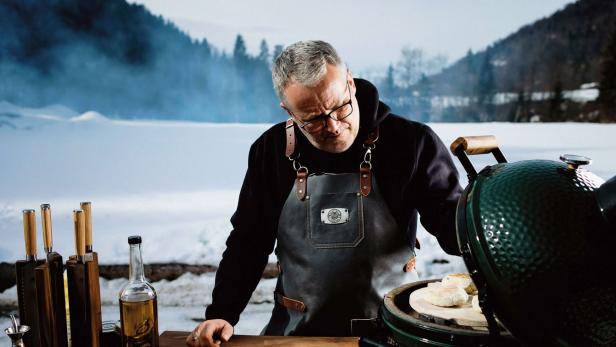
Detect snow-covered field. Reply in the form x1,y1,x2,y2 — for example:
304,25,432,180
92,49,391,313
1,101,615,342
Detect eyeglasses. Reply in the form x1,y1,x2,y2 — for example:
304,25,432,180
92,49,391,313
291,82,353,133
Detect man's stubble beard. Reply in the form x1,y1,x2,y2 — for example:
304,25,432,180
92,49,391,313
320,124,357,153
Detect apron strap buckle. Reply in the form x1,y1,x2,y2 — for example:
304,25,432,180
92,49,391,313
360,163,372,197
296,167,308,201
403,252,417,273
274,292,307,313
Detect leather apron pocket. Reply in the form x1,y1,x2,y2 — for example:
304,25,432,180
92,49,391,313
308,192,364,248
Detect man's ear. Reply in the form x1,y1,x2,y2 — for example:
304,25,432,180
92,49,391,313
280,102,293,117
347,70,356,93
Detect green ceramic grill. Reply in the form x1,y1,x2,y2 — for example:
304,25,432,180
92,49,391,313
379,280,518,346
449,135,616,346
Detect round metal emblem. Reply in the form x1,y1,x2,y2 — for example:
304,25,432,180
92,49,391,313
327,209,342,223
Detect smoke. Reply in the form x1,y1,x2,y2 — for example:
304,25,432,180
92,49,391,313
0,0,284,123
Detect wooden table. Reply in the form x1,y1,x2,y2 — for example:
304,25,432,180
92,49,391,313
160,331,360,346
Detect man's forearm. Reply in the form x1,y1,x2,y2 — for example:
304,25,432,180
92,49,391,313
205,245,270,325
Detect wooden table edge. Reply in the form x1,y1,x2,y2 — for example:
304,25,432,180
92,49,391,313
160,331,360,346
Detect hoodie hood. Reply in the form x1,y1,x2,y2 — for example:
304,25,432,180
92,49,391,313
354,78,391,137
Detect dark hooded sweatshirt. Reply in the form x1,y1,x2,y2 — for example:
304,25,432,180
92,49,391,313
205,78,463,326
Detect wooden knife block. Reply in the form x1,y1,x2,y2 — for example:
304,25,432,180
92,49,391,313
15,259,46,347
32,252,69,347
35,263,56,346
66,252,102,347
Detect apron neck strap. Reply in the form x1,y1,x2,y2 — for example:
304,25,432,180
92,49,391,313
285,121,380,160
285,122,380,200
285,118,297,159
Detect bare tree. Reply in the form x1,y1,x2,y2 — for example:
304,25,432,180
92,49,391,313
424,54,448,75
396,46,448,88
396,46,424,88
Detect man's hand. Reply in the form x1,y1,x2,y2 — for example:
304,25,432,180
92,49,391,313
186,319,234,347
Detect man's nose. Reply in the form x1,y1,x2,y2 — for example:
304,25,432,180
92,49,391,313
324,116,341,134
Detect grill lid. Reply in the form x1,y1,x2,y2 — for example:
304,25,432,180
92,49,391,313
451,136,616,346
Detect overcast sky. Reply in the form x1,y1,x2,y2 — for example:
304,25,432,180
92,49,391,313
130,0,576,72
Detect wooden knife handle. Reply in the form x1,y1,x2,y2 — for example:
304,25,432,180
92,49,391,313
450,135,499,155
22,209,37,260
41,204,53,253
73,210,86,261
80,202,93,252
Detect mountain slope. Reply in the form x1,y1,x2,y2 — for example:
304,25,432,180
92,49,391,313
0,0,280,122
430,0,616,95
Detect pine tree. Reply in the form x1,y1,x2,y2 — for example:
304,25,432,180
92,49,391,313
475,51,495,121
548,80,564,122
598,26,616,122
258,39,269,63
510,90,529,122
416,74,432,122
272,44,284,64
233,34,248,62
382,64,396,98
464,49,475,96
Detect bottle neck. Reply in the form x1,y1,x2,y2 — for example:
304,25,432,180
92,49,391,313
129,243,146,282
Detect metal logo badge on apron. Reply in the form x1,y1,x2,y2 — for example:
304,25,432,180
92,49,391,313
321,208,349,225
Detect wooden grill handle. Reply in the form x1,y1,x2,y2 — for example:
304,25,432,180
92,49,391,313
450,135,499,155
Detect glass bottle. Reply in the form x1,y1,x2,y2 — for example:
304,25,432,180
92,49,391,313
119,236,159,346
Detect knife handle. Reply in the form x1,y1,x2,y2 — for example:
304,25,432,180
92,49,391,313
80,202,93,253
41,204,53,254
73,210,86,262
22,209,37,261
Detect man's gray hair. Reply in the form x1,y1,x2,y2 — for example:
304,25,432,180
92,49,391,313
272,40,346,101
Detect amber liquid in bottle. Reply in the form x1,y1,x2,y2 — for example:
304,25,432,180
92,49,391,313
119,236,159,347
120,298,159,346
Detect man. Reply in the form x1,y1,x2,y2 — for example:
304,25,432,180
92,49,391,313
187,40,462,346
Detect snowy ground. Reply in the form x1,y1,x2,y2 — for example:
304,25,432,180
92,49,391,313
1,101,615,343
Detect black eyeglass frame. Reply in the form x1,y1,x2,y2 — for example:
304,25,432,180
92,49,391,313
289,81,353,133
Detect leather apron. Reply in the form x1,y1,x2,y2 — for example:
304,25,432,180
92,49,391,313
262,122,410,336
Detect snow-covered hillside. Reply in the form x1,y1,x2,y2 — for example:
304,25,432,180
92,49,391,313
1,101,615,340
